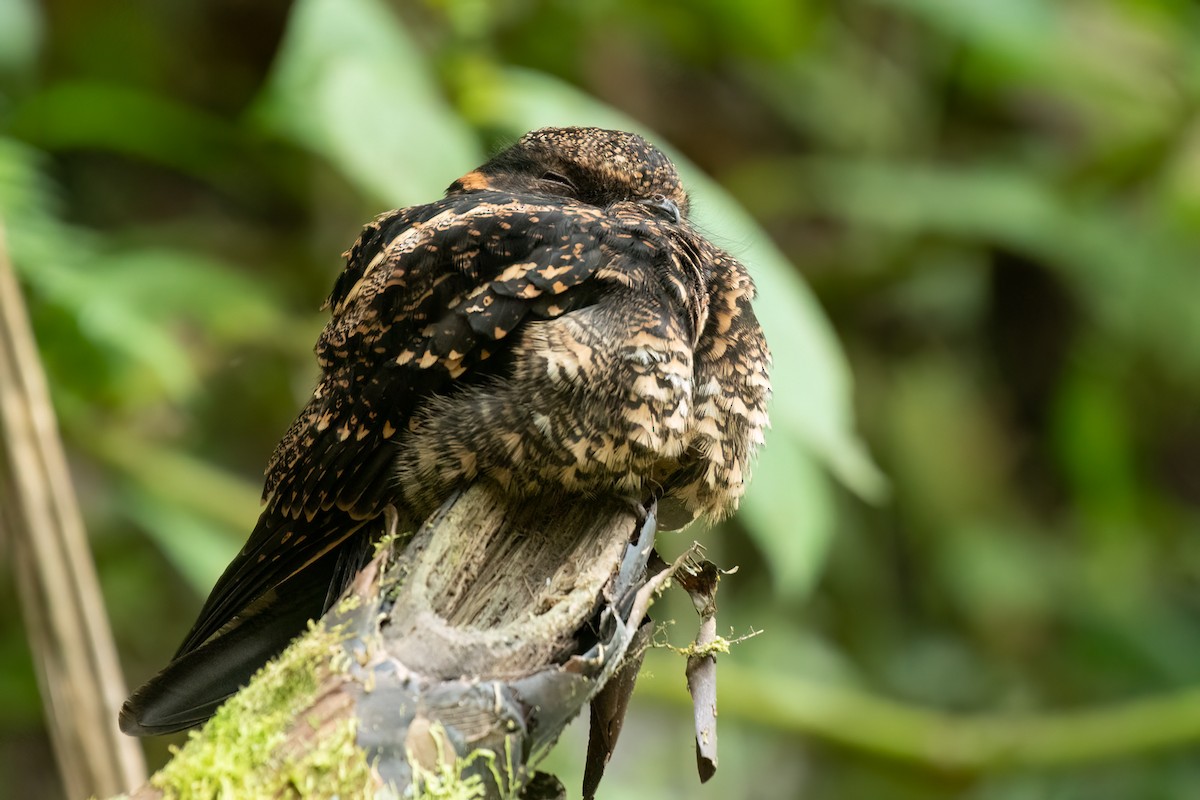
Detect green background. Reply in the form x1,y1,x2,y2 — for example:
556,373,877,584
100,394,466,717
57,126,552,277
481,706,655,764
4,0,1200,797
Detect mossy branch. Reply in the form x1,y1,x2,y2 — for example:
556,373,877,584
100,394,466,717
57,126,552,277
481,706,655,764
93,425,1200,783
120,484,665,799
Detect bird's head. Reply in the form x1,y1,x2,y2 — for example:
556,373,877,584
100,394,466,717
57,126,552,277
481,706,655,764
449,127,689,223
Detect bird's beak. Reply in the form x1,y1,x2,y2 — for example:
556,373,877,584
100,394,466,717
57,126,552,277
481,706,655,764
638,194,682,224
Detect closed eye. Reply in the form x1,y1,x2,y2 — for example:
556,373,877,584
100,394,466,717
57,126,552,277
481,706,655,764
540,171,577,194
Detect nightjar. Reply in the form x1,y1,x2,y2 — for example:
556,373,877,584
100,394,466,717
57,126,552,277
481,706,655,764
120,127,771,735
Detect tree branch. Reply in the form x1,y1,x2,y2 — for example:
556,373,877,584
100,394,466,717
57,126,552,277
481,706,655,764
639,654,1200,773
125,484,669,798
0,220,148,797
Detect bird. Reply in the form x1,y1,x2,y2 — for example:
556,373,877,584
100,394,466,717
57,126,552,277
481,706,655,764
119,127,771,736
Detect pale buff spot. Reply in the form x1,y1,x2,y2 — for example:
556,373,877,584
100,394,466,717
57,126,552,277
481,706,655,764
724,395,750,416
624,346,664,366
497,261,538,283
595,267,637,288
628,423,663,451
703,443,726,467
713,308,736,335
693,399,723,424
499,432,524,457
748,369,772,390
539,328,594,384
632,374,671,401
592,438,621,468
726,462,744,488
537,263,577,281
694,416,722,440
662,372,692,394
490,466,513,490
454,170,490,190
664,400,690,432
417,447,438,473
657,434,688,459
556,465,583,490
567,436,590,464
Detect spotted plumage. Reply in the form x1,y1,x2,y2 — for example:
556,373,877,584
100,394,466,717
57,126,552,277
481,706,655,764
120,127,771,735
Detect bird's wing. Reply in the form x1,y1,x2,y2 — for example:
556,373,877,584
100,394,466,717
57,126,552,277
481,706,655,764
120,194,618,735
175,193,610,657
118,514,376,734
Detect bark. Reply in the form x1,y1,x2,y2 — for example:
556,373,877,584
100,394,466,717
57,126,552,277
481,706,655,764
124,484,677,799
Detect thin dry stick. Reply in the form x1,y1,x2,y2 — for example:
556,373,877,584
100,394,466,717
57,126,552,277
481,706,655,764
0,220,147,797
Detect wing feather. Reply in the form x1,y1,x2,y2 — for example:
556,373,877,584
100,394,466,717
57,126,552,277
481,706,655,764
123,193,640,734
178,193,610,659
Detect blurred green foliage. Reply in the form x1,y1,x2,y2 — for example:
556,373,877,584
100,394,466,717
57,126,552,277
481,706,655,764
3,0,1200,797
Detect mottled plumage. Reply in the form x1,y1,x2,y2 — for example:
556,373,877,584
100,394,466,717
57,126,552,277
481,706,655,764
120,127,771,735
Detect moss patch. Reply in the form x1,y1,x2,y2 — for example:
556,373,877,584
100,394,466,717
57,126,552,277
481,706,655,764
280,716,371,798
150,621,372,799
409,736,511,800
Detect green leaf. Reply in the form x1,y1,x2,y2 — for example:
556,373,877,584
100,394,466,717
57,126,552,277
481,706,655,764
1,136,290,401
124,491,241,595
9,81,243,180
87,431,264,536
0,0,41,77
256,0,482,206
86,248,286,345
779,158,1200,377
871,0,1056,56
871,0,1179,140
1,137,197,399
737,426,836,600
